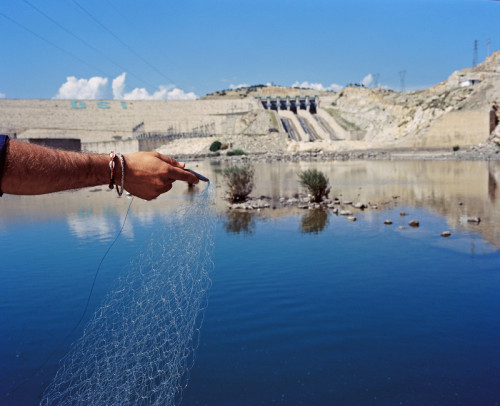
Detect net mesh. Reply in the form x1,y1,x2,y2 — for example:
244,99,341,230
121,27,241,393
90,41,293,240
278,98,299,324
41,185,215,405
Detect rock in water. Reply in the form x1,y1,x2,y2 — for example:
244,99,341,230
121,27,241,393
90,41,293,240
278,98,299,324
467,217,481,224
409,220,420,227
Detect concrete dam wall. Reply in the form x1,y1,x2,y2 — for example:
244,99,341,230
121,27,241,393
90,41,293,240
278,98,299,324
0,98,277,153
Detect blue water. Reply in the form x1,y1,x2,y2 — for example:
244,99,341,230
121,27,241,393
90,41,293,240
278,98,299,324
1,202,500,405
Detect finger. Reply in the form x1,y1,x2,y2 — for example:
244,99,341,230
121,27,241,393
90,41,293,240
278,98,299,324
159,183,173,195
156,154,185,169
167,166,199,184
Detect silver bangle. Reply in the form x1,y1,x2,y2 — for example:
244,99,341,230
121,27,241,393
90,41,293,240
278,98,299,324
116,153,125,197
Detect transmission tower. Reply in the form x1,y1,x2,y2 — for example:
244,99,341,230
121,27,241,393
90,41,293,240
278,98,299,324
399,70,406,93
473,39,478,67
487,38,491,57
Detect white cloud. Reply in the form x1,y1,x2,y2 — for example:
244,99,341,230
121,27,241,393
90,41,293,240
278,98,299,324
112,72,127,99
54,76,109,99
292,81,342,92
0,92,5,98
54,73,198,100
122,85,197,100
116,73,198,100
229,83,250,90
361,74,373,87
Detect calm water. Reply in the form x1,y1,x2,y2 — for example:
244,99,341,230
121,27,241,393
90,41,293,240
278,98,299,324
1,160,499,405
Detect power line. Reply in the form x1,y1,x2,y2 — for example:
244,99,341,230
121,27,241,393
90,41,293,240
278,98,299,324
0,11,108,77
70,0,176,85
22,0,155,89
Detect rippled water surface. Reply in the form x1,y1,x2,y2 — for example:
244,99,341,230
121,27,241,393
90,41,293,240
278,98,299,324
1,160,499,405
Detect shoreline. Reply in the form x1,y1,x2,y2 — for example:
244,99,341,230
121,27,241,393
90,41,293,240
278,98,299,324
172,143,500,163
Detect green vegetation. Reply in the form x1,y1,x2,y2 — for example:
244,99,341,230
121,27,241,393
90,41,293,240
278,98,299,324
223,164,255,202
452,145,460,151
209,140,222,152
297,169,330,203
227,149,246,156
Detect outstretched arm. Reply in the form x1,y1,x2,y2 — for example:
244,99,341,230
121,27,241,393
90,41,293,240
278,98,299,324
0,140,199,200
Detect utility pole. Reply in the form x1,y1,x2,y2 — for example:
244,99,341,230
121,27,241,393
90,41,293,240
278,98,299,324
473,39,478,67
487,38,491,58
399,70,406,93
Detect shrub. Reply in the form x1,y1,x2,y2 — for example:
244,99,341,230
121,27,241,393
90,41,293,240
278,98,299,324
452,145,460,151
223,165,255,202
210,140,222,152
298,169,330,203
227,149,246,156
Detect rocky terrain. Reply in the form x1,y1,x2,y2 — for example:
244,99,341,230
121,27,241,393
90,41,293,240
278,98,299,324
191,51,500,158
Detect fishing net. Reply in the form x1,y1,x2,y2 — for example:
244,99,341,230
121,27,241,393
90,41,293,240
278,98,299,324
41,185,215,405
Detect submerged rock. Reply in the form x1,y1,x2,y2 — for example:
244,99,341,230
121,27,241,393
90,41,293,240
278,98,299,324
400,211,409,216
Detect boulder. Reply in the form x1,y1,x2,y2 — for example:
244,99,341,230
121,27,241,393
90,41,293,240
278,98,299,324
340,210,353,216
384,220,393,225
408,220,420,227
467,217,481,224
347,216,357,221
441,231,452,237
353,202,367,209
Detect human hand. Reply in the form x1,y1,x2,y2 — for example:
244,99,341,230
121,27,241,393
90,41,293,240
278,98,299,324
122,152,199,200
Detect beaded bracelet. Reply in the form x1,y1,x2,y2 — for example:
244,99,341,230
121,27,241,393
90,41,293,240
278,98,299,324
116,153,125,197
108,151,116,190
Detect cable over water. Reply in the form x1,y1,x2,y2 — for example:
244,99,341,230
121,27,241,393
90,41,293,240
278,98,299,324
41,184,215,405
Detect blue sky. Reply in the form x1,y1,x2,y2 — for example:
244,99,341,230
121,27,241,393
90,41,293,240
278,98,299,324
0,0,498,99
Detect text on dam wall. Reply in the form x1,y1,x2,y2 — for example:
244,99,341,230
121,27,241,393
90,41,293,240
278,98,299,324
71,101,128,109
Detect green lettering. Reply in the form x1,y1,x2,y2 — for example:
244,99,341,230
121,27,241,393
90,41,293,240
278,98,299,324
97,101,110,109
71,101,86,109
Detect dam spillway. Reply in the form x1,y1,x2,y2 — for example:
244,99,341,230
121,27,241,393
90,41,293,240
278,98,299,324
260,96,343,142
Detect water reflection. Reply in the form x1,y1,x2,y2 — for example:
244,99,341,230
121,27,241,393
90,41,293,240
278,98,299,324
1,159,499,246
222,211,256,235
300,209,329,234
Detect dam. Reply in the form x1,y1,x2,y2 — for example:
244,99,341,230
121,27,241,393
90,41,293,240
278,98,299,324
260,95,346,142
0,98,281,153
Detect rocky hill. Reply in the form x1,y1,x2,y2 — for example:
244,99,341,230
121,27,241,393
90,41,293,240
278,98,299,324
201,51,500,153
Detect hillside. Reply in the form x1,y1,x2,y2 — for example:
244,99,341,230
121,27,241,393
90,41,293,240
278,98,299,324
201,51,500,153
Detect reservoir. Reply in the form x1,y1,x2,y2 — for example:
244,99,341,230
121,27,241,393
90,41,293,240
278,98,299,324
1,160,499,405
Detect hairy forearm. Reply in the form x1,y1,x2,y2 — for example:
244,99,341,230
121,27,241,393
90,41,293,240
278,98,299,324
1,140,120,195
